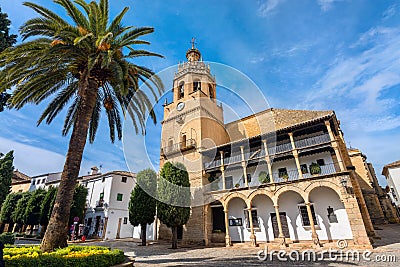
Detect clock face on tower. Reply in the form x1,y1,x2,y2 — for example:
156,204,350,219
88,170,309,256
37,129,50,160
177,102,185,111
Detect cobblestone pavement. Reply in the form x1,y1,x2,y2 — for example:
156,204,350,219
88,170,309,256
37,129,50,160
85,224,400,267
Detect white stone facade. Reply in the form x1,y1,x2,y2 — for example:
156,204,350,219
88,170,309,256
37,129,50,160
383,163,400,207
82,171,155,241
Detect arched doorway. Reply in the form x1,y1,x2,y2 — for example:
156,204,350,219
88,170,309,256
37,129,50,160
309,186,352,241
227,197,247,242
277,190,306,242
210,201,225,243
251,194,275,242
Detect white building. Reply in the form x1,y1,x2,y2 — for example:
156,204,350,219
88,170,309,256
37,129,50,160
82,170,156,241
382,160,400,207
29,172,62,191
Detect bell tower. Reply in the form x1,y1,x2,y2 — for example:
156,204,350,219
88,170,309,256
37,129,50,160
160,40,228,186
158,40,229,244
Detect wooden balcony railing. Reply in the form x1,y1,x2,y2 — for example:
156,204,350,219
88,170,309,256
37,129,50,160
204,133,332,170
207,163,339,192
161,139,196,155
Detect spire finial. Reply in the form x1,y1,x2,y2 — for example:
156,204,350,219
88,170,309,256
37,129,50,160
186,38,201,62
191,37,196,49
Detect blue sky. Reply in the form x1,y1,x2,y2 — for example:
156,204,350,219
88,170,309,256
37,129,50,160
0,0,399,185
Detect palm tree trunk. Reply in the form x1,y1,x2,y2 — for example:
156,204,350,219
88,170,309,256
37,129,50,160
171,226,178,249
141,224,147,246
41,71,98,252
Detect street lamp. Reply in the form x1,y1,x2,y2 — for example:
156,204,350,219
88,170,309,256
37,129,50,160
340,177,348,188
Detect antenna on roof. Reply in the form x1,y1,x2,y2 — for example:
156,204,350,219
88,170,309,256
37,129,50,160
99,164,103,173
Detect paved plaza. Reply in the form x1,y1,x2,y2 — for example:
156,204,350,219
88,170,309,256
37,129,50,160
81,224,400,266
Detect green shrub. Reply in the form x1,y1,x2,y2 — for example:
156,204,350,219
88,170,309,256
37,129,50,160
258,171,270,184
3,245,125,267
0,232,15,244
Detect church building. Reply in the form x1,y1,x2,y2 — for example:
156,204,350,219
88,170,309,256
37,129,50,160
158,43,375,249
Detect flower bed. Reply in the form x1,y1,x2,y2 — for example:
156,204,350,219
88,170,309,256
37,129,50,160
3,245,125,267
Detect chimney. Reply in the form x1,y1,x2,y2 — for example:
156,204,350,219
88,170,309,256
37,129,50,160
91,166,99,175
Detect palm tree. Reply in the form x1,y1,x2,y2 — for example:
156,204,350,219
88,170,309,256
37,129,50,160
0,0,163,251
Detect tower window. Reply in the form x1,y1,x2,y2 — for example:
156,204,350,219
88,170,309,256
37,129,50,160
168,139,174,153
193,80,201,92
181,134,187,147
209,84,214,99
178,82,184,99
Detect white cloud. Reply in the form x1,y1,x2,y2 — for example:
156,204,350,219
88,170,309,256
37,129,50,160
307,26,400,133
382,4,398,20
317,0,343,11
0,137,66,176
257,0,285,17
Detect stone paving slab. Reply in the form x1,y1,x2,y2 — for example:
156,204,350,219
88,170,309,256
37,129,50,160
85,224,400,266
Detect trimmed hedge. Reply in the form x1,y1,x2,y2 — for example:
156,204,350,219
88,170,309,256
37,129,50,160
3,245,125,267
0,232,15,245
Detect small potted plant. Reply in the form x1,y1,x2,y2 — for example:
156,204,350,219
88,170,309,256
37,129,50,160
310,162,321,175
235,183,240,188
281,173,289,181
258,171,270,184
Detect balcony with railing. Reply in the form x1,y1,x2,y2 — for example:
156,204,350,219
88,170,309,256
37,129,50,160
94,199,104,211
294,133,331,149
207,163,338,192
161,139,196,155
204,133,332,171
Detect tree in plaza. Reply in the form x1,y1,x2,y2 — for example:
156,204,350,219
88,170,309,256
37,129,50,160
11,191,32,233
24,188,46,235
129,169,157,246
0,193,22,232
0,0,163,251
157,162,191,249
40,186,58,235
68,184,88,226
0,7,17,112
0,151,14,210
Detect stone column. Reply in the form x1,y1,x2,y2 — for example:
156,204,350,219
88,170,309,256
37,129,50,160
247,207,257,246
274,205,286,247
289,133,303,179
204,205,209,246
224,208,231,246
240,146,248,187
220,151,226,190
325,121,345,171
262,140,274,183
305,202,321,247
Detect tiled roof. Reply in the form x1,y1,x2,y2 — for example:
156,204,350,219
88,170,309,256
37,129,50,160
271,108,334,131
382,160,400,176
12,170,31,183
213,108,334,149
225,108,333,133
81,171,135,181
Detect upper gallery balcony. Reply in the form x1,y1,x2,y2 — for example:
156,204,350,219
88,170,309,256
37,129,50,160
206,162,340,193
204,133,331,171
161,139,196,156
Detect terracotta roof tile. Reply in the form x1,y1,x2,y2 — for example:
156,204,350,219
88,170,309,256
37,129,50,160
12,170,31,183
382,160,400,175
